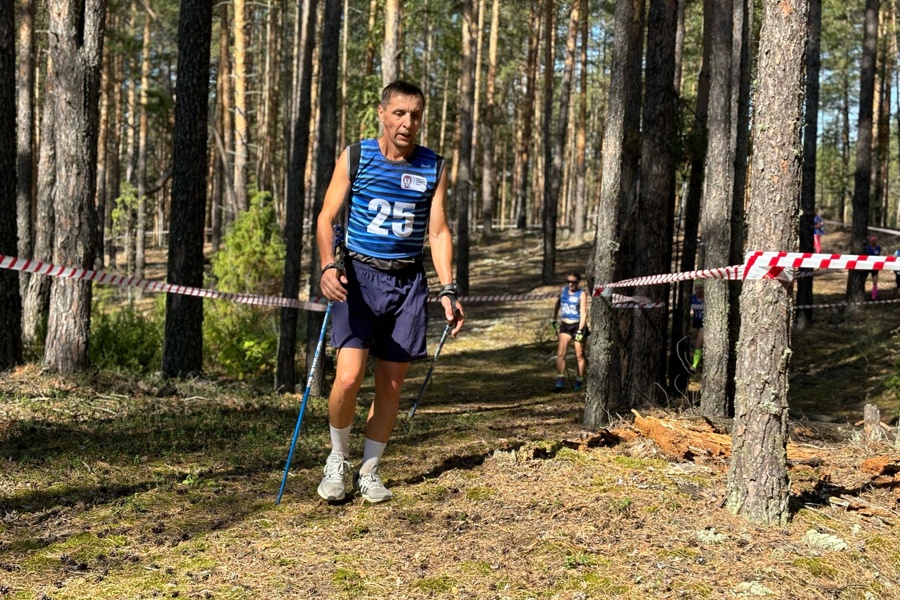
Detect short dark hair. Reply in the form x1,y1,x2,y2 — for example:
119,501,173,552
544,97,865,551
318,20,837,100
381,80,426,107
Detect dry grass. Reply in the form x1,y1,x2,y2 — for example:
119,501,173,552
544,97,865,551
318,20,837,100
1,228,900,599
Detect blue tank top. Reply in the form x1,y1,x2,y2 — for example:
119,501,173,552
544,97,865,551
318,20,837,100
559,286,583,322
345,139,442,260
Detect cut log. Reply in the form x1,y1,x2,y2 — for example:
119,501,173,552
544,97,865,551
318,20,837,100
630,410,822,465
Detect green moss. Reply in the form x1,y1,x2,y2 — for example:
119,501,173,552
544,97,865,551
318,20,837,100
332,567,366,594
792,556,838,578
465,486,495,501
413,575,456,593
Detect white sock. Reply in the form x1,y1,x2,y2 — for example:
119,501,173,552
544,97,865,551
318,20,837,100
359,438,387,476
329,425,351,459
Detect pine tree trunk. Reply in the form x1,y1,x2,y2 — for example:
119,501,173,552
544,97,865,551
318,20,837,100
124,0,139,274
584,0,644,427
0,0,23,370
627,0,676,407
15,0,35,293
873,15,891,228
543,0,578,284
306,0,341,397
161,0,213,378
479,0,499,240
455,0,476,295
232,0,249,212
257,0,280,194
699,0,735,417
513,7,539,230
43,0,106,373
797,0,822,330
382,0,400,85
94,11,112,270
668,0,711,395
135,5,152,283
219,2,236,225
572,0,588,246
106,48,122,269
275,0,317,393
846,0,879,307
727,0,808,527
22,76,56,347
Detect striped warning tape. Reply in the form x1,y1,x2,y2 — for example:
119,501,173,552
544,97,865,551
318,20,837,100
0,251,893,312
0,254,668,310
0,254,330,312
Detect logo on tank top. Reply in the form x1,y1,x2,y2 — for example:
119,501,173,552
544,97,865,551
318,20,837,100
401,174,427,192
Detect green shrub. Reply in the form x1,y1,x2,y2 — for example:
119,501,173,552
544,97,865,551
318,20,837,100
91,301,164,372
204,189,286,380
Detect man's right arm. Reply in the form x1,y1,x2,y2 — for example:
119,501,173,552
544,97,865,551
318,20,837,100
316,148,352,302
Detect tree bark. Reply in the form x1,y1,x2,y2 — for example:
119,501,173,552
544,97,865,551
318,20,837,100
797,0,822,329
479,0,499,240
219,2,236,226
382,0,401,86
134,4,152,283
232,0,249,213
873,13,891,228
513,7,539,230
628,0,676,407
306,0,341,396
699,0,735,418
728,0,753,411
572,0,588,246
275,0,317,393
123,0,139,273
43,0,106,373
727,0,809,527
455,0,476,294
15,0,35,293
584,0,644,427
22,66,56,348
94,9,113,270
540,0,556,282
0,0,23,370
161,0,213,377
669,0,711,395
542,0,579,284
845,0,878,307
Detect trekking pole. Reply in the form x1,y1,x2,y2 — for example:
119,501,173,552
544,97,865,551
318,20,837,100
408,321,452,419
275,300,333,505
276,223,344,505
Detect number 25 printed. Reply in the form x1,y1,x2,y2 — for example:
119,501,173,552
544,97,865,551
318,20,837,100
366,199,415,238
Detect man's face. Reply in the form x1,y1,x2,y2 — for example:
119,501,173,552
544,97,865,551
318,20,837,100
378,93,424,151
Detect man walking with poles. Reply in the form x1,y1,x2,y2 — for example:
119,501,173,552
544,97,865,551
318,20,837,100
315,81,464,504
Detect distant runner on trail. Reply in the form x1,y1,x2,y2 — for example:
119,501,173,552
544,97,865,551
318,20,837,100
552,272,588,392
866,235,881,301
813,211,824,253
315,80,464,504
690,283,704,373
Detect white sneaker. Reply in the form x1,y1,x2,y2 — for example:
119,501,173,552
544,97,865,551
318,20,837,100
317,452,351,502
353,468,393,503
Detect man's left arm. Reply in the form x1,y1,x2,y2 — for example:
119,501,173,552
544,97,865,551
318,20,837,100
428,168,464,336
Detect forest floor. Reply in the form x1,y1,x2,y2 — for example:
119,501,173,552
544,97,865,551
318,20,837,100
1,226,900,600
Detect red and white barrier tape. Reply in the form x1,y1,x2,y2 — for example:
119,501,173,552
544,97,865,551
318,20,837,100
0,254,330,312
592,265,749,297
0,251,893,312
742,251,900,275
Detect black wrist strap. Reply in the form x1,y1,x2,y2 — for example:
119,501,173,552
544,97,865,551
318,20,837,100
321,262,340,275
437,283,459,311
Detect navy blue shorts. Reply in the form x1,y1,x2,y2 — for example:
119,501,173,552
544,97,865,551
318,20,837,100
330,258,429,362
